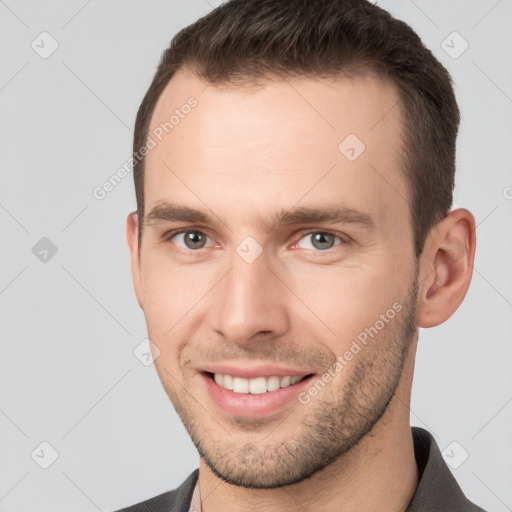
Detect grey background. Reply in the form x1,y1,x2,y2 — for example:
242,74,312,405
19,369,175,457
0,1,511,511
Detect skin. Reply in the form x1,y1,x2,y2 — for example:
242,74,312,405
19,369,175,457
126,68,476,512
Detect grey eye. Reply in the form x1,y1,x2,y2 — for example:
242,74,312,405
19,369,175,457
173,231,209,250
297,232,339,250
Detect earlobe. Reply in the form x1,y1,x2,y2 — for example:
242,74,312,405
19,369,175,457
417,209,476,328
126,212,144,310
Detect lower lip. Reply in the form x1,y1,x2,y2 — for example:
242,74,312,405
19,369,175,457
201,373,314,418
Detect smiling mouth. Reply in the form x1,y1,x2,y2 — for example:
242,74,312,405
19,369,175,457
206,372,314,394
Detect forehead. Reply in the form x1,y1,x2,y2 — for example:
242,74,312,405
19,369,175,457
143,68,409,232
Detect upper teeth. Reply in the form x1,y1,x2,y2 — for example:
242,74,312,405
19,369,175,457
213,373,305,394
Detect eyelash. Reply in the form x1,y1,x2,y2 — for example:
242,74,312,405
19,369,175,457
162,228,349,253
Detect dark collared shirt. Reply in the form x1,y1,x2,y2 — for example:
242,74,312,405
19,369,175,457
115,426,488,512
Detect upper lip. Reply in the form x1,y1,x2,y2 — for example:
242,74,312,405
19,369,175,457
200,363,313,379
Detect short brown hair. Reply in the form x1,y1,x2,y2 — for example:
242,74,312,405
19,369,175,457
133,0,460,257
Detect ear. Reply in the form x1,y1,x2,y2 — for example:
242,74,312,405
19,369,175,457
126,212,144,310
416,208,476,328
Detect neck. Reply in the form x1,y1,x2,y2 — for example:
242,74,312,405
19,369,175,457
197,340,419,512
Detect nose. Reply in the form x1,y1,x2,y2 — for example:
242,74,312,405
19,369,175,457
208,248,290,346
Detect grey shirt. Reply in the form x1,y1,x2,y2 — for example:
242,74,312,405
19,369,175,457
115,426,487,512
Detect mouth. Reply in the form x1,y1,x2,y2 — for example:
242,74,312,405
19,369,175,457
207,372,313,394
200,369,316,418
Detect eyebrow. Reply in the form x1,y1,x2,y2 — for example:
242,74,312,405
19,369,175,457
144,202,377,232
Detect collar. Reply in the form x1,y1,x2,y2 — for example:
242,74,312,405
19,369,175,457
406,427,485,511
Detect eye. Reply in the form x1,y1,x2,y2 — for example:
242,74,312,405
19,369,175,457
168,230,212,250
296,232,345,251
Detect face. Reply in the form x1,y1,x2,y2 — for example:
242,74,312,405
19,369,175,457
129,69,420,488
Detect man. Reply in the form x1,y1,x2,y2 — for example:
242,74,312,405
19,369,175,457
120,0,486,510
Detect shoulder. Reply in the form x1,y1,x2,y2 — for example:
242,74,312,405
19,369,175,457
113,469,199,512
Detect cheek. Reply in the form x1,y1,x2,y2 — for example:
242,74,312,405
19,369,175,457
139,252,218,339
283,260,407,345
